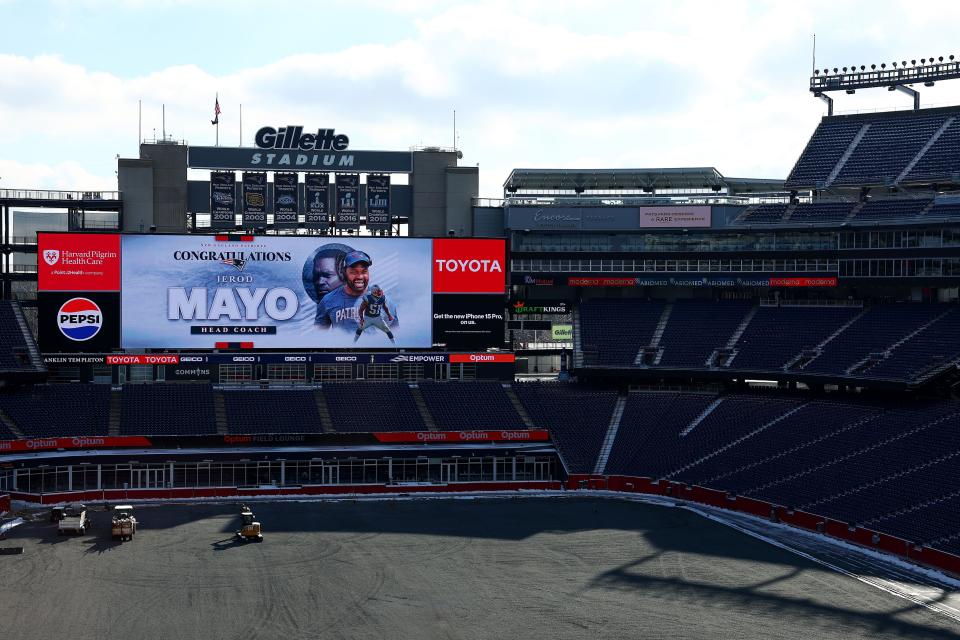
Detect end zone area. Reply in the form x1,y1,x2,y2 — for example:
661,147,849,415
1,497,958,639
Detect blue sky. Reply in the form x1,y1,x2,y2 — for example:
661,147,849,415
3,0,960,197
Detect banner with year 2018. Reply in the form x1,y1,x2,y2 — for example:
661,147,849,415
365,174,391,231
241,172,267,227
335,174,360,230
273,173,298,228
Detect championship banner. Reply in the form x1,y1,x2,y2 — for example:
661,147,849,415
335,174,360,230
365,174,391,230
304,173,329,228
209,171,236,229
241,172,267,226
273,173,299,228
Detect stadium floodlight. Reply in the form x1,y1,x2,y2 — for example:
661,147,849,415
810,53,960,113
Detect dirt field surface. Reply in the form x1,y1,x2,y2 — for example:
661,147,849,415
1,497,958,640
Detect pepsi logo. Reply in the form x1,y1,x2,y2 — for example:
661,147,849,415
57,298,102,341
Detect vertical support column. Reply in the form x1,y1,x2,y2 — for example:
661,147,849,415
169,462,175,489
68,465,73,492
97,465,102,491
280,460,285,487
12,468,19,492
387,458,393,484
512,457,517,482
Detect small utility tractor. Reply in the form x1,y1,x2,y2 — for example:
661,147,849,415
235,505,263,543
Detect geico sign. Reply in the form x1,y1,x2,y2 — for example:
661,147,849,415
432,239,506,293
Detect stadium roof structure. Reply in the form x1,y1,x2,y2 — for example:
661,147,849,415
503,168,785,195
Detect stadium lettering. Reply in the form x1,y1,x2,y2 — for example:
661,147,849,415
254,126,349,151
167,287,298,321
171,251,292,262
71,437,105,447
434,259,503,273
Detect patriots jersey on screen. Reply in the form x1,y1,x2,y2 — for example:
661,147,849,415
315,286,362,328
364,292,386,317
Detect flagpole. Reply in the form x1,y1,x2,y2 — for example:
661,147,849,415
216,92,219,147
239,103,243,147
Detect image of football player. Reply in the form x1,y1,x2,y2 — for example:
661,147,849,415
314,249,373,329
354,285,395,343
302,242,354,303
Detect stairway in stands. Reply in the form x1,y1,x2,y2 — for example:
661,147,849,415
408,384,438,431
10,301,44,371
0,407,23,439
108,389,122,436
503,384,535,428
593,394,627,474
314,389,335,433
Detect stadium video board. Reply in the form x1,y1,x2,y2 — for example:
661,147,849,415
37,233,506,351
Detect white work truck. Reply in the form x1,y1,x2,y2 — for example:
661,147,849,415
57,504,88,536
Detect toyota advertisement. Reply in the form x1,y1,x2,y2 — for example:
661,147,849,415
38,233,506,352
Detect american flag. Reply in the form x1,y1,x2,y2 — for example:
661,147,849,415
211,96,221,125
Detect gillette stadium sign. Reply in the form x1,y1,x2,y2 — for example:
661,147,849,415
188,125,412,172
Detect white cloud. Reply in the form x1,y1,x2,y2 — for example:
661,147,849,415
3,1,960,198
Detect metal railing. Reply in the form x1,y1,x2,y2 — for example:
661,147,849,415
759,298,864,308
0,189,120,201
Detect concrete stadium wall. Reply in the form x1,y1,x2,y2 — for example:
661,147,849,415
8,481,562,506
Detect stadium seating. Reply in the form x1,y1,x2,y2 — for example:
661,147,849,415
735,204,789,224
730,305,860,371
788,202,853,222
324,382,426,432
603,391,960,549
833,113,946,186
120,383,217,435
925,201,960,218
418,381,528,430
903,116,960,182
853,199,929,221
0,301,38,371
513,382,617,473
577,299,959,382
785,108,960,188
863,306,960,381
799,303,949,377
785,119,864,187
657,300,752,368
0,385,111,437
223,390,323,434
579,299,664,366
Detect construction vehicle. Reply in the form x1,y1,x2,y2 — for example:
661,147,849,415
57,504,88,536
235,505,263,542
111,505,137,541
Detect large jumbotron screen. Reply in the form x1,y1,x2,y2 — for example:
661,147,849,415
37,233,506,351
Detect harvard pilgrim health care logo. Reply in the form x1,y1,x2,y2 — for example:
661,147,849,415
43,249,60,266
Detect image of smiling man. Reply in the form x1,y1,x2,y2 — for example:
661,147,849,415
315,250,381,330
